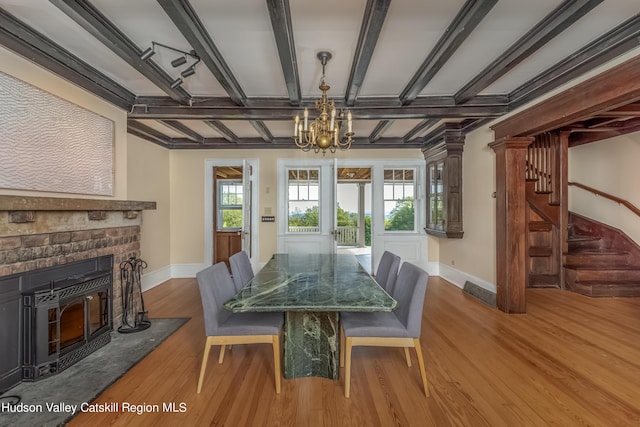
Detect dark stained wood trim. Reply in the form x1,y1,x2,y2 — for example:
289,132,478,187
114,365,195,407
345,0,391,106
266,0,300,105
489,137,534,313
402,118,440,142
250,120,275,143
205,120,239,143
369,120,394,142
492,55,640,139
0,8,135,110
128,104,508,120
400,0,497,105
454,0,604,104
157,0,247,106
50,0,192,104
509,13,640,109
568,117,640,147
161,120,204,143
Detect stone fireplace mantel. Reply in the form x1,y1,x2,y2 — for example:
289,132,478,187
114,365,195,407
0,195,156,212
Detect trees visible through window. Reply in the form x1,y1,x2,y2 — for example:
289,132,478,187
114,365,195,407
287,169,320,232
217,180,243,230
383,169,415,231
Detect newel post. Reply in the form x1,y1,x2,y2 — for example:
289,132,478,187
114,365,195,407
489,137,533,313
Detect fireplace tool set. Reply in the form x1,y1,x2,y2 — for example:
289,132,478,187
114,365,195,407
118,256,151,333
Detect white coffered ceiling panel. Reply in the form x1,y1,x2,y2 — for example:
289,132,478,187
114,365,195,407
360,0,466,97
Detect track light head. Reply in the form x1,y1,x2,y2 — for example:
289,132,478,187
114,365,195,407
171,56,187,68
181,66,196,78
140,47,155,61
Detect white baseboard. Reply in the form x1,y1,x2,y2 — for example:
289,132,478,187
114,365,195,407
140,265,172,292
437,263,496,293
143,261,496,295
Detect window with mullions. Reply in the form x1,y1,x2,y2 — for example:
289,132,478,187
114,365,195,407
428,161,444,231
287,169,320,233
383,169,415,231
217,180,243,230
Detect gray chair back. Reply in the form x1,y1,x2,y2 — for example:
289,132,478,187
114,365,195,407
375,251,401,295
196,262,237,336
229,251,254,292
391,262,429,338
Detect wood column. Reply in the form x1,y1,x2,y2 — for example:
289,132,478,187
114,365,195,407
489,137,533,313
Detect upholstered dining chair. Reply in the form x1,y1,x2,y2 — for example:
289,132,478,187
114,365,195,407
374,251,401,295
229,251,254,292
340,262,429,398
196,262,283,394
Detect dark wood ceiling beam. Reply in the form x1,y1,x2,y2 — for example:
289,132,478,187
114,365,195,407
131,94,508,109
369,120,395,142
205,120,239,143
509,13,640,109
568,117,640,147
127,120,172,147
157,0,247,105
250,120,275,143
345,0,391,106
50,0,191,104
402,118,440,142
266,0,300,105
165,137,424,149
160,120,204,143
129,104,507,120
400,0,497,105
455,0,604,104
0,9,135,110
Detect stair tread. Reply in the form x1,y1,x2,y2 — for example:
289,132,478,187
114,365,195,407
565,249,628,255
565,265,639,271
568,235,601,242
569,280,640,285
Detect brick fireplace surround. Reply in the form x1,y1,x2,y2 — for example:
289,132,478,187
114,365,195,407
0,195,156,328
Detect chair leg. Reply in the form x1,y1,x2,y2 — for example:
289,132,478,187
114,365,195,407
272,335,282,394
413,338,429,397
197,338,213,393
339,326,345,368
404,347,412,367
218,345,226,364
344,337,353,398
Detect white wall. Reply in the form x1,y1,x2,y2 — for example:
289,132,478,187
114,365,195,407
569,133,640,244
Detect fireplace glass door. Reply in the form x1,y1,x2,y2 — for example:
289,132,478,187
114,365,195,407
88,290,109,336
53,297,85,355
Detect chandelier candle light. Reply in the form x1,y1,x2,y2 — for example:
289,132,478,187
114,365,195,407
293,51,354,155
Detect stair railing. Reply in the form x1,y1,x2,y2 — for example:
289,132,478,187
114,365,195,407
526,133,554,194
569,182,640,217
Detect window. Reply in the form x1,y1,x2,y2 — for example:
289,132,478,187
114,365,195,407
217,180,243,230
383,168,415,231
287,169,320,233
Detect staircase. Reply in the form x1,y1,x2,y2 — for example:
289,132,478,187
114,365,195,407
564,212,640,297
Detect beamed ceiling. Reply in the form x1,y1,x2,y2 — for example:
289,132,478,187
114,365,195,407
1,0,639,150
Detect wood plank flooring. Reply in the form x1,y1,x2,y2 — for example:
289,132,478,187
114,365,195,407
67,276,640,426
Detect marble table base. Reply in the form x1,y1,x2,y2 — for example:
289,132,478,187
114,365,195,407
284,311,339,380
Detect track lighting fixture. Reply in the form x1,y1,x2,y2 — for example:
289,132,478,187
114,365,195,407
139,41,200,88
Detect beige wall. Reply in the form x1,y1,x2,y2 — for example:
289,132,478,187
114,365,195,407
569,133,640,244
127,135,171,272
439,125,497,285
168,148,424,266
0,46,128,200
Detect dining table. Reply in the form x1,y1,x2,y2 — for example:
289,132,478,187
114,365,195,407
224,253,397,380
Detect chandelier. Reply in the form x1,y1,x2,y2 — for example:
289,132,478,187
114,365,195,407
293,51,354,155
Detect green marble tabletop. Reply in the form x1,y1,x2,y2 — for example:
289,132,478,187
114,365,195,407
224,253,397,312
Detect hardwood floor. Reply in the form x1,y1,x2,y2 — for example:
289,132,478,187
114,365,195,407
67,277,640,426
